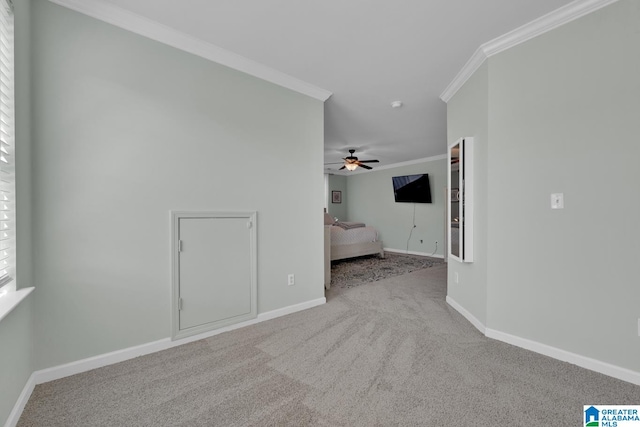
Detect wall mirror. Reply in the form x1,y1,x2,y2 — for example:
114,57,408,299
448,137,473,262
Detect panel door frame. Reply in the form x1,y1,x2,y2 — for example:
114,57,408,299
171,211,257,340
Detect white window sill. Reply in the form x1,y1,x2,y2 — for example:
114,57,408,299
0,287,34,323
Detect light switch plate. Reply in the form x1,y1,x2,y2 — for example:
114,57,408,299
551,193,564,209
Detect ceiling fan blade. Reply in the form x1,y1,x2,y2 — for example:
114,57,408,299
324,162,345,165
334,149,377,171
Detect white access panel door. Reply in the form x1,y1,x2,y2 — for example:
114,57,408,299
172,212,257,339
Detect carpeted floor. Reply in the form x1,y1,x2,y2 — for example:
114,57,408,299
331,252,444,288
18,265,640,426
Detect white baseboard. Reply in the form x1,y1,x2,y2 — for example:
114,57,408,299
33,338,175,385
445,296,486,334
169,297,326,346
4,373,36,427
383,247,444,259
256,297,326,322
485,328,640,386
6,297,326,426
446,296,640,386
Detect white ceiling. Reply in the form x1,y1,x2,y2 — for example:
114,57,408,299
96,0,575,172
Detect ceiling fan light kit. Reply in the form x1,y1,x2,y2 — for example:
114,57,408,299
336,149,380,171
325,149,380,171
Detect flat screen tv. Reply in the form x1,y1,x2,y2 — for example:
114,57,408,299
392,174,432,203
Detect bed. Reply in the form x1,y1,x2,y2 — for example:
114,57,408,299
329,224,384,261
324,212,384,289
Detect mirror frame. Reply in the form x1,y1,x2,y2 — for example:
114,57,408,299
448,137,474,263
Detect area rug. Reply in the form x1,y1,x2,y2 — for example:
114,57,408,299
330,252,444,289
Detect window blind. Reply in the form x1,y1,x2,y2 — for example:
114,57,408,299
0,0,14,291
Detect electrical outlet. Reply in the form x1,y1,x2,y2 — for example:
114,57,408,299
288,274,295,286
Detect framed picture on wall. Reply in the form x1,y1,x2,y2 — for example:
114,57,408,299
332,191,342,204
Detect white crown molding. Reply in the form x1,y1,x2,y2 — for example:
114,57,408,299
373,153,447,172
327,153,447,176
439,48,488,105
440,0,620,102
47,0,332,102
481,0,620,57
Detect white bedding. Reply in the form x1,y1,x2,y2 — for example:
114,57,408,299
330,225,378,246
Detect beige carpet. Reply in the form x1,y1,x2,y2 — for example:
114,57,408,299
18,265,640,426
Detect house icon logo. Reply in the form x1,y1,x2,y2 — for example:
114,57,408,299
585,406,599,426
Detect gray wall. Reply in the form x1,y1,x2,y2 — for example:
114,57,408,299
346,159,446,256
0,298,33,426
30,0,324,369
487,0,640,372
449,0,640,373
0,0,34,425
327,174,347,220
446,62,489,325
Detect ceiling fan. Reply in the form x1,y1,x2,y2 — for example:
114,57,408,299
326,149,380,171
